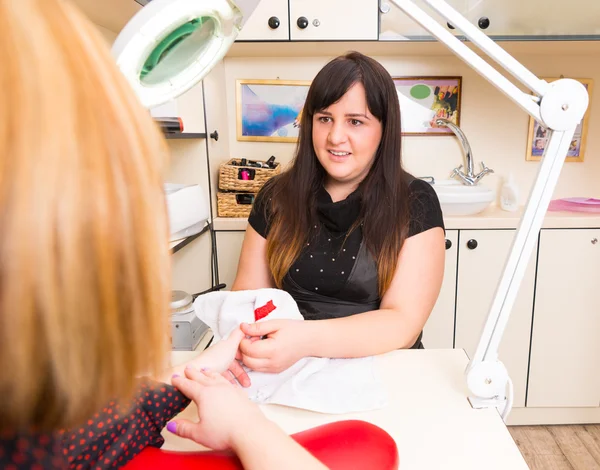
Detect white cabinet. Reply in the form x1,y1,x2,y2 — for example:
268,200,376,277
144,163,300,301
423,230,458,349
289,0,378,41
379,0,600,40
527,229,600,408
454,230,536,408
216,231,246,290
238,0,379,41
237,0,290,41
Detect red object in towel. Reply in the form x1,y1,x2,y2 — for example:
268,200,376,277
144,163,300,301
123,420,399,470
254,299,276,321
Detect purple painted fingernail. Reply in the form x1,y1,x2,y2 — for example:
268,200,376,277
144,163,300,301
201,367,210,372
167,422,177,434
172,374,180,379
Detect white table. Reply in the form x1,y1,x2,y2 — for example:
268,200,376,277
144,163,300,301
162,348,528,470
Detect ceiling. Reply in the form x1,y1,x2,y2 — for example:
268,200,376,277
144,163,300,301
71,0,142,33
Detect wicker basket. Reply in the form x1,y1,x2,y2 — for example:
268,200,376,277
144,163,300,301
218,158,281,193
217,191,256,218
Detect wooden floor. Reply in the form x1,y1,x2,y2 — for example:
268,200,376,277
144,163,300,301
508,425,600,469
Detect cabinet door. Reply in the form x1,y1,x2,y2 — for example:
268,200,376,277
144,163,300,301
216,231,246,290
528,229,600,408
454,230,536,408
236,0,289,41
290,0,378,41
379,0,600,40
463,0,600,38
423,230,458,349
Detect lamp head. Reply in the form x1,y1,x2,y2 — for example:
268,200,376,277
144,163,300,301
112,0,259,109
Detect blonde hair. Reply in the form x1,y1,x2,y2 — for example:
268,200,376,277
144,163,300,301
0,0,171,431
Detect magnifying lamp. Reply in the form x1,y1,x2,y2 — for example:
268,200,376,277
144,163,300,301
113,0,588,421
112,0,260,109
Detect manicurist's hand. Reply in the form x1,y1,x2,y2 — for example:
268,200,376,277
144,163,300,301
238,320,311,374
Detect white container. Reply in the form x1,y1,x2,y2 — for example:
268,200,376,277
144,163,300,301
499,173,519,212
164,183,210,241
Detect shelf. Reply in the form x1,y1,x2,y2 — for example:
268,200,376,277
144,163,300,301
164,133,207,140
170,223,211,254
227,39,600,58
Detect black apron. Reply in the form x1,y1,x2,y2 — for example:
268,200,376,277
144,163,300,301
283,239,424,349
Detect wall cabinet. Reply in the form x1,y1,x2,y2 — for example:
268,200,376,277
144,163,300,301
422,230,458,349
237,0,379,41
454,230,536,408
236,0,290,41
527,229,600,408
379,0,600,41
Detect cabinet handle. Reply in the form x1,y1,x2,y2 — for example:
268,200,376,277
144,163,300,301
268,16,280,29
467,239,478,250
445,239,452,250
297,16,309,29
478,17,490,29
210,130,219,141
447,22,455,30
379,2,391,14
593,238,598,245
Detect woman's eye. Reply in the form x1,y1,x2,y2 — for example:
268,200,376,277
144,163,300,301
318,116,331,123
350,119,362,126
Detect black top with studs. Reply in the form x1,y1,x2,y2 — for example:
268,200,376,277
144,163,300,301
249,178,445,301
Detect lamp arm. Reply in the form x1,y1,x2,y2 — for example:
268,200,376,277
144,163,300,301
389,0,589,419
389,0,544,121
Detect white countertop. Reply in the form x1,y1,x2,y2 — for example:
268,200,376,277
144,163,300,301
161,348,528,470
214,205,600,231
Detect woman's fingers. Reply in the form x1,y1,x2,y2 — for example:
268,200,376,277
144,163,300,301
225,327,246,345
171,374,203,400
228,360,251,388
240,355,273,372
166,418,203,442
184,366,220,383
239,337,273,358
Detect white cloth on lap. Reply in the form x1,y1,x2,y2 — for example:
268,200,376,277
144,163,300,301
193,288,387,414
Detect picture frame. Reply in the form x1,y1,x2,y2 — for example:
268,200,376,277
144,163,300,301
526,77,594,162
236,79,311,143
392,76,462,136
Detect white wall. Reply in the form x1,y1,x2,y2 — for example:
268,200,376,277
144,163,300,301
221,49,600,205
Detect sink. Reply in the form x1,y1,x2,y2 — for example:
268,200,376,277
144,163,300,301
430,179,495,216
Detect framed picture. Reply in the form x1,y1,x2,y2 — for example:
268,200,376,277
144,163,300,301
526,77,594,162
392,76,462,135
236,79,311,142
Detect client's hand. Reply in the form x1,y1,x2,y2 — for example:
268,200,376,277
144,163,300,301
159,327,246,384
185,327,246,373
168,368,265,451
237,320,309,374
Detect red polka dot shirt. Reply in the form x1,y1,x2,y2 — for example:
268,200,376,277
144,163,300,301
0,379,191,469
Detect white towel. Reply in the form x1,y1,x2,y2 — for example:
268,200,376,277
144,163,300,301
193,288,387,414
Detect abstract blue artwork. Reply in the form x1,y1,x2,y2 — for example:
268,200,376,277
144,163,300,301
236,79,311,142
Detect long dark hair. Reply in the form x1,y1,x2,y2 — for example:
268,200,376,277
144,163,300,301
264,51,411,296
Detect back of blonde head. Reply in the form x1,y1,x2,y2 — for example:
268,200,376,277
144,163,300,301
0,0,171,431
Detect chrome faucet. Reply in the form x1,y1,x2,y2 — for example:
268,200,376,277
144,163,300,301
436,118,494,186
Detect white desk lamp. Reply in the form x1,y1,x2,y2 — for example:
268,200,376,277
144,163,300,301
113,0,589,421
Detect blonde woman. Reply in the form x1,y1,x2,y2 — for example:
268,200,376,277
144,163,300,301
0,1,398,470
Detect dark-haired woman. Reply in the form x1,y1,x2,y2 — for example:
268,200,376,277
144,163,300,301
227,51,446,387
